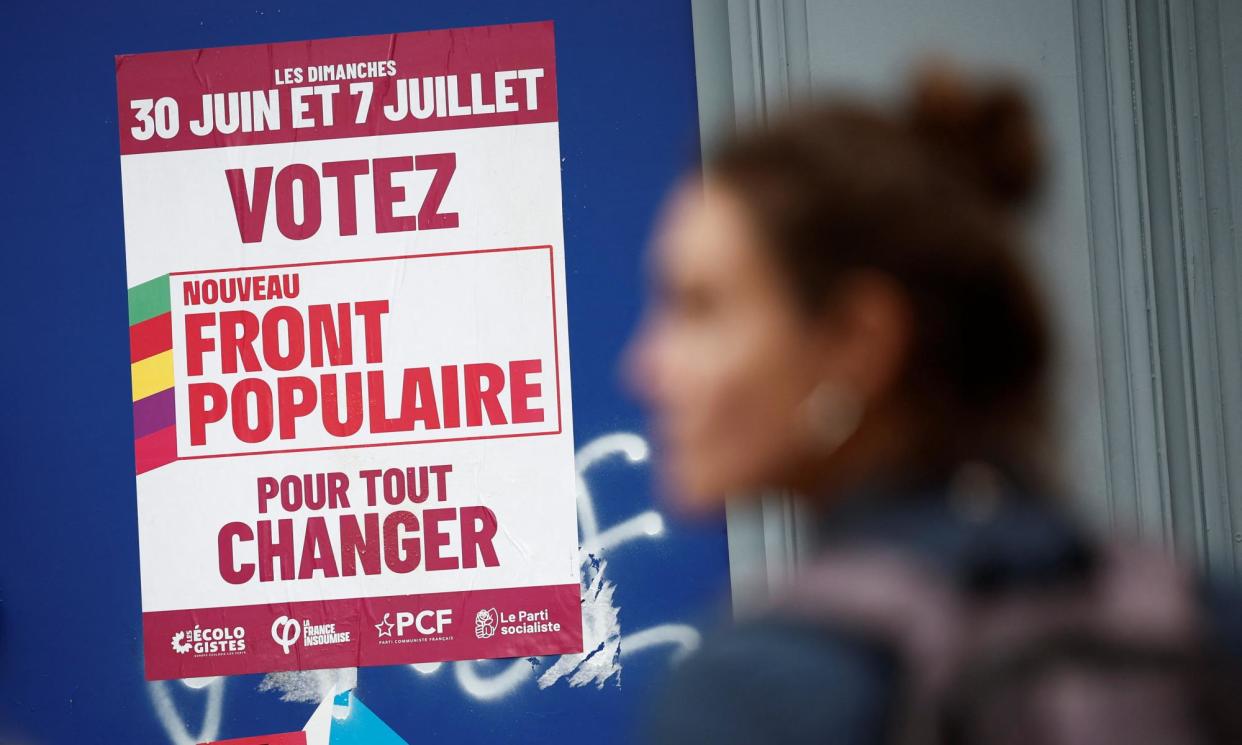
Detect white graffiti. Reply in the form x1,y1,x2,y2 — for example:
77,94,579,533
537,557,621,689
147,431,703,741
258,667,357,704
148,676,224,745
432,432,701,701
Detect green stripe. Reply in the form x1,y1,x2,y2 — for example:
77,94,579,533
128,274,171,326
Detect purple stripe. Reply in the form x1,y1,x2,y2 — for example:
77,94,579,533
133,387,176,439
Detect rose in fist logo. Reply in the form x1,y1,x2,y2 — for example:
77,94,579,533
474,608,498,639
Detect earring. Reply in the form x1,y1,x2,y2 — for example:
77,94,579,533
800,381,863,454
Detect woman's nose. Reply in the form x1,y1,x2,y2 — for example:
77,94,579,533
620,321,660,405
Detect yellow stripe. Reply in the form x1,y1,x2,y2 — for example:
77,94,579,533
131,349,174,401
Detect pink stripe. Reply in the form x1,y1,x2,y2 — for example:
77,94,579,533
142,583,582,680
135,425,177,474
116,22,557,155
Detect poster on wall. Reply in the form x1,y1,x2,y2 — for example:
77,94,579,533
116,21,582,681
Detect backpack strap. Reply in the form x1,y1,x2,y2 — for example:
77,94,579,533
772,546,966,745
771,541,1206,745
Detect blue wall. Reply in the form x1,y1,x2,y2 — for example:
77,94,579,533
0,2,730,742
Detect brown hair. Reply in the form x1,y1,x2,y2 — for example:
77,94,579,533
710,70,1052,478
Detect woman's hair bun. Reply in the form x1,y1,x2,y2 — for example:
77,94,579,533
906,64,1044,209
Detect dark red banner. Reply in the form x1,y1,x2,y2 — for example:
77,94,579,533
116,22,557,155
144,582,581,680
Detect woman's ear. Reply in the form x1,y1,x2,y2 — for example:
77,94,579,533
814,271,913,403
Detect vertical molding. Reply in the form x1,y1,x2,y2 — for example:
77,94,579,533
694,0,760,613
735,0,817,598
725,0,811,128
729,0,816,594
1076,0,1241,583
1134,0,1208,565
1170,0,1240,581
693,0,814,612
692,0,739,157
1073,0,1173,543
701,0,1242,597
1192,0,1242,582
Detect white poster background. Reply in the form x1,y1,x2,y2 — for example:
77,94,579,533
122,122,578,614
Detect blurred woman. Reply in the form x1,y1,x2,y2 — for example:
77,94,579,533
629,71,1242,745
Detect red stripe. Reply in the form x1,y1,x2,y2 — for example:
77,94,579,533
142,582,582,680
116,22,557,155
135,425,177,474
129,312,172,363
203,734,305,745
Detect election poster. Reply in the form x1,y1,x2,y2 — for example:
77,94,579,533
116,22,583,680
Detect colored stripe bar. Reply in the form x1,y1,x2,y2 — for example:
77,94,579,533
129,311,172,363
128,274,170,326
131,349,174,402
135,424,177,475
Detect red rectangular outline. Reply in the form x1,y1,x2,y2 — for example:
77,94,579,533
166,244,563,463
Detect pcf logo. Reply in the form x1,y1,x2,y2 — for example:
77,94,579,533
377,610,453,640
